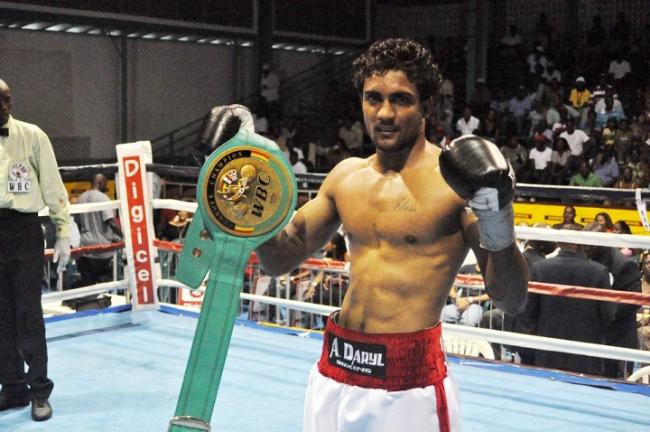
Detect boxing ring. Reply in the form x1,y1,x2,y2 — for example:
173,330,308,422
4,141,650,431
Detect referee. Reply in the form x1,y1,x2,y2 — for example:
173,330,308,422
0,78,71,421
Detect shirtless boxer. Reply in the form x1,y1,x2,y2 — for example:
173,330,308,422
209,39,528,431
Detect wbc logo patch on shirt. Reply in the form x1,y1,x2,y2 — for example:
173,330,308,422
8,161,31,193
328,336,387,378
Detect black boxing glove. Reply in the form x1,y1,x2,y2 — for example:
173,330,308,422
439,134,516,251
192,104,254,166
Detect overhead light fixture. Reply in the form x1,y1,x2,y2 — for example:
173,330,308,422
142,33,157,39
45,24,71,32
240,41,252,47
21,22,48,30
66,26,90,33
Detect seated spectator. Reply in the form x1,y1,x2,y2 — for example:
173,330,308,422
550,137,572,184
456,105,480,136
508,85,532,136
592,148,620,187
164,210,192,241
579,109,600,138
594,211,614,231
441,263,488,327
601,117,618,151
595,92,626,129
627,148,650,187
528,136,553,184
528,100,546,136
570,160,602,187
552,205,583,229
608,51,632,89
569,76,592,118
614,118,633,164
560,117,591,160
590,73,617,106
470,78,492,119
478,108,501,142
501,135,528,179
613,166,639,189
526,45,548,77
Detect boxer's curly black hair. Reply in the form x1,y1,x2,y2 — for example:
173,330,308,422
352,38,441,102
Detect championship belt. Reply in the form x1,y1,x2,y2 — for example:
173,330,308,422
169,129,297,431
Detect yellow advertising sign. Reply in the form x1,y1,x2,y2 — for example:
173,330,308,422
513,202,648,235
65,180,117,202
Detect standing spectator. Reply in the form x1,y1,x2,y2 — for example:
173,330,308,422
584,222,640,378
527,46,548,77
592,148,620,187
550,137,572,184
75,174,123,287
570,160,602,187
528,136,553,184
586,15,607,48
259,63,280,108
638,252,650,351
456,105,480,136
290,150,308,175
0,78,70,421
524,226,613,375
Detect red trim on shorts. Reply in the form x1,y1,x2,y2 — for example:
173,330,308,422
318,312,449,390
318,313,451,430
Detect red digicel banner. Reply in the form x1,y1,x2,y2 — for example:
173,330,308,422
121,155,155,305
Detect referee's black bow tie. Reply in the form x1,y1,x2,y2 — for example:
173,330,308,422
0,128,7,137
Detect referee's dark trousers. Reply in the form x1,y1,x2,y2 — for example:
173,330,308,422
0,209,53,399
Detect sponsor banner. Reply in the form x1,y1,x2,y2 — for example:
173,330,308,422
116,142,160,310
514,202,648,235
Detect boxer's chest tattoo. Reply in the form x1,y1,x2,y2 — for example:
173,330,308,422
393,195,416,212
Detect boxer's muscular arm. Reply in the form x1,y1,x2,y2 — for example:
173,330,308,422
255,161,351,276
443,136,529,314
463,213,528,314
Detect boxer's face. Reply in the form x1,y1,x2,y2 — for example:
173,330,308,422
362,70,423,153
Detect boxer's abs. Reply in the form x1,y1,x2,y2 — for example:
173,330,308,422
338,242,468,334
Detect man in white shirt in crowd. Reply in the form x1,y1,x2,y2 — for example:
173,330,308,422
528,135,553,184
559,118,591,159
456,106,480,136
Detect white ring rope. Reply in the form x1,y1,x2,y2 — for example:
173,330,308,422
42,280,128,303
156,279,650,364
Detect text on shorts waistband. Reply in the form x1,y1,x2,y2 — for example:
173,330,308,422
318,312,447,391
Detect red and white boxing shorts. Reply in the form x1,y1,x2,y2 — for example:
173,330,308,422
304,312,461,432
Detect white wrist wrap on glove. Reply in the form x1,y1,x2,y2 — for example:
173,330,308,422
472,202,515,251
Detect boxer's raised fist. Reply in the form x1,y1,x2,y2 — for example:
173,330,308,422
192,105,254,165
440,135,516,251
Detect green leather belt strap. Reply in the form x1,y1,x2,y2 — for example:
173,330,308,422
169,129,297,431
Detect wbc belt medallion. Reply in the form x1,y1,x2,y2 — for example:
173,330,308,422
201,146,294,238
